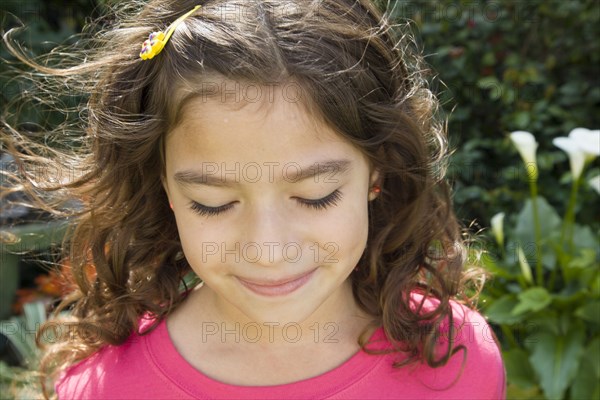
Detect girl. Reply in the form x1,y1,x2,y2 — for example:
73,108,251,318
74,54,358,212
2,0,505,398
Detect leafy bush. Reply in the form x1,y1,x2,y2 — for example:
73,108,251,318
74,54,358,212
4,0,598,223
1,0,105,132
480,129,599,399
378,0,600,227
0,301,49,399
375,2,600,398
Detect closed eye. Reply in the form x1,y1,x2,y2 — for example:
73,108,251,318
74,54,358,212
189,201,235,217
295,189,342,210
189,189,342,217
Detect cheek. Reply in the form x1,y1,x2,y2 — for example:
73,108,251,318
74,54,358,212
171,183,371,271
345,187,371,256
344,205,370,260
173,214,213,271
315,192,369,265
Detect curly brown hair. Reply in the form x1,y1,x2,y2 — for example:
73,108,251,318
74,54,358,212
1,0,484,398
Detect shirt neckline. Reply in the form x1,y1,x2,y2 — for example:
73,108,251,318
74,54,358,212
145,317,391,399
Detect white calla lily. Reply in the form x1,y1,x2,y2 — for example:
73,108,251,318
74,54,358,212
589,175,600,195
517,246,534,285
569,128,600,160
490,212,505,248
553,137,586,180
510,131,538,180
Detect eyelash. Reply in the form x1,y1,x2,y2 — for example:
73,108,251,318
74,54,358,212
189,201,235,217
296,189,342,210
188,189,342,217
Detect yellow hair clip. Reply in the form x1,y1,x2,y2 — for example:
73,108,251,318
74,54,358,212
140,5,201,60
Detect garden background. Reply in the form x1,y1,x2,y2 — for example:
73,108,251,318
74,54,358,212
1,0,599,399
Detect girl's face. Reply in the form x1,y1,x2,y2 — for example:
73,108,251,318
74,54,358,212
163,83,378,325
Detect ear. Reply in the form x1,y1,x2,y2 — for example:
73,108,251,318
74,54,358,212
370,147,384,186
368,168,382,201
369,168,380,186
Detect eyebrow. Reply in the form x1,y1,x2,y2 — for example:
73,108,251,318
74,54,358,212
173,159,352,187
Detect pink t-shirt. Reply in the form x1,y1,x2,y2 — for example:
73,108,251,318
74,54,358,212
56,301,505,399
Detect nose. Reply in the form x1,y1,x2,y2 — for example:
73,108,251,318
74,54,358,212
239,202,297,267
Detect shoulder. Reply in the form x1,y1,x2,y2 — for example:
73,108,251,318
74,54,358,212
410,293,503,357
54,318,179,399
415,296,506,398
338,298,506,399
456,303,506,398
55,334,144,399
446,301,505,377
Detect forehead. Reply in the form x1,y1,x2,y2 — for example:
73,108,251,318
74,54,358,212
168,76,315,128
164,86,367,173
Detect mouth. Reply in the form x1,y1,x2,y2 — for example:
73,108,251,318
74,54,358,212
236,269,317,297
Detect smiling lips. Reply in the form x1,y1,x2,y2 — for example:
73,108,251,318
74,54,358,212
237,269,317,297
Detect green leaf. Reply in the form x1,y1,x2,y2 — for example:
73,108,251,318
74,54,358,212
503,348,536,389
571,337,600,400
552,291,586,311
527,312,560,340
592,271,600,295
512,287,552,316
482,51,496,66
514,197,561,269
585,337,600,378
560,246,599,284
515,197,562,243
485,295,525,324
477,76,500,89
575,301,600,324
572,225,600,253
568,248,598,269
505,383,544,400
479,251,514,278
527,321,585,400
513,111,531,129
0,301,47,368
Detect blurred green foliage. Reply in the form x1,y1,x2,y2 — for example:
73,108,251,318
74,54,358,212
0,0,106,134
377,0,600,229
481,153,599,399
3,1,599,225
375,2,600,399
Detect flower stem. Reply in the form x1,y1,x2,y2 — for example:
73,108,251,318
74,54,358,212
528,180,543,286
548,265,557,292
551,175,582,290
562,176,581,252
501,324,519,349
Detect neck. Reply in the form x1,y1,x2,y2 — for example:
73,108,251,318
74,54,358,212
173,280,374,348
